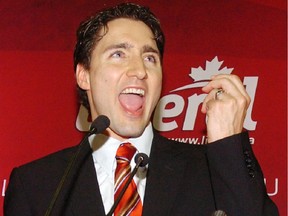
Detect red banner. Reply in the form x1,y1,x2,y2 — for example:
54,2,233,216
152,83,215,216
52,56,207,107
0,1,286,215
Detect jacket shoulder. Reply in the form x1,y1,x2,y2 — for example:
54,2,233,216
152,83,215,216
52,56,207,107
16,145,77,173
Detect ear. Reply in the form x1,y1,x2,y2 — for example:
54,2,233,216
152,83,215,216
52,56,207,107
76,64,90,90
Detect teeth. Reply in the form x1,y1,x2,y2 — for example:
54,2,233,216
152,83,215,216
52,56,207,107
122,88,145,96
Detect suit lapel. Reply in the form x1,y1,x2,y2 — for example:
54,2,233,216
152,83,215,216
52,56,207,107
66,139,106,216
142,133,188,216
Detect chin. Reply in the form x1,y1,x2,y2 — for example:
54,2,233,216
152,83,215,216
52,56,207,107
123,127,145,138
114,124,146,139
109,116,149,138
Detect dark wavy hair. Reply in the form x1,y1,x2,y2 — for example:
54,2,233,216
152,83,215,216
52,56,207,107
73,2,165,111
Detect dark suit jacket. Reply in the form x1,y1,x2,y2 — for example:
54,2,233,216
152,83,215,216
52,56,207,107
4,132,278,216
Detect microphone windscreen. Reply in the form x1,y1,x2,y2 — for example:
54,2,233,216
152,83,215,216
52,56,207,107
135,153,149,167
90,115,110,134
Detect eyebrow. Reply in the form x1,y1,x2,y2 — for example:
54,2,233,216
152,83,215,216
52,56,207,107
104,43,160,56
142,45,160,56
104,43,132,52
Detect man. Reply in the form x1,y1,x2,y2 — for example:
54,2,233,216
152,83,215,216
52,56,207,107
4,3,278,216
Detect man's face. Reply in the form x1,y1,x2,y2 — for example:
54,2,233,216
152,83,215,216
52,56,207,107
76,18,162,141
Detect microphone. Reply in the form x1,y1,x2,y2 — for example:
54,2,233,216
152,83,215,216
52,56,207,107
211,210,227,216
89,115,110,135
44,115,110,216
106,153,149,216
135,153,149,168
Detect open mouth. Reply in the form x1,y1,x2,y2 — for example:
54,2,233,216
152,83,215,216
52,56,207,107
119,88,145,113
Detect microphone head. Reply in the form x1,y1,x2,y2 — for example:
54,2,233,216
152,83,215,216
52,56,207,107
90,115,110,134
134,153,149,167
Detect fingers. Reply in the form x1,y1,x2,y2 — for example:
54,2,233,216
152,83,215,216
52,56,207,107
200,74,250,142
203,88,235,114
213,74,250,103
201,74,250,113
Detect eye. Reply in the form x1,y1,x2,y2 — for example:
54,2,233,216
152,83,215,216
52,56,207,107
111,51,124,58
144,55,157,63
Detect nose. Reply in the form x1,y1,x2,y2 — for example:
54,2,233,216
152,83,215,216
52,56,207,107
126,57,147,80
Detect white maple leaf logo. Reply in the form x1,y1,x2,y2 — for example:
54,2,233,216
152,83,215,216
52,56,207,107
190,56,233,82
171,56,234,92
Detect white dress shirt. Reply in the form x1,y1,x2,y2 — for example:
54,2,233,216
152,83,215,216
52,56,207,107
89,122,153,214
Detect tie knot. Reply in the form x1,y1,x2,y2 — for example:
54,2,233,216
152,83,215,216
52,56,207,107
116,142,137,162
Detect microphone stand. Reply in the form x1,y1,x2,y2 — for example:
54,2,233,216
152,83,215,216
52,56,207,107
106,154,147,216
44,132,92,216
44,115,110,216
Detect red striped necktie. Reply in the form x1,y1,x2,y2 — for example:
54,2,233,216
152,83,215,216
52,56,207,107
114,143,143,216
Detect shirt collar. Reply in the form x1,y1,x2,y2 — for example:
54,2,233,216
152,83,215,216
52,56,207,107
89,122,153,174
